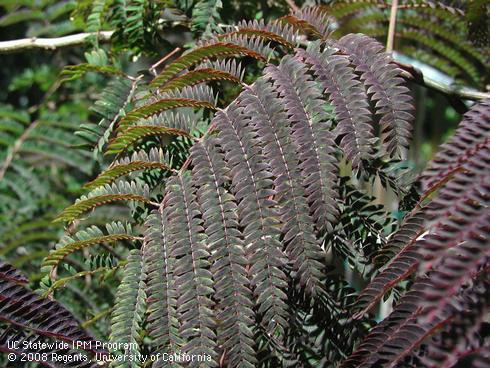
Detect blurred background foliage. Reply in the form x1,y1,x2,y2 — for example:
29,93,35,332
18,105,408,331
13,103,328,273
0,0,488,346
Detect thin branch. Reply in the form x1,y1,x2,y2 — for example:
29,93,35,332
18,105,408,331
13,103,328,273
0,31,114,54
150,47,182,76
285,0,299,13
386,0,398,52
0,120,39,181
395,61,490,101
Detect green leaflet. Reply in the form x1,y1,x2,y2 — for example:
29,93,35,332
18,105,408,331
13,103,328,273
118,98,216,128
158,68,243,93
54,194,150,222
109,249,146,367
85,161,170,189
107,125,190,154
150,43,265,88
42,234,137,271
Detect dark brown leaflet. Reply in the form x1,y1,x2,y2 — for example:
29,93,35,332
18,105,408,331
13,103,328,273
190,139,256,367
336,33,414,158
297,43,376,170
0,261,104,366
266,55,339,235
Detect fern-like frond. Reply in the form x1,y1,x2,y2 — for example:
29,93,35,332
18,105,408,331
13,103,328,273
199,58,245,80
353,209,427,318
215,105,289,339
421,98,490,193
218,19,297,49
266,55,339,234
109,249,146,367
158,84,216,105
84,149,170,189
163,174,217,365
191,139,256,367
207,33,275,60
119,98,215,128
337,34,414,158
55,181,151,222
283,7,333,39
150,43,265,89
158,68,243,93
240,78,326,294
297,44,376,169
42,222,136,271
0,260,102,354
143,209,183,364
107,125,190,155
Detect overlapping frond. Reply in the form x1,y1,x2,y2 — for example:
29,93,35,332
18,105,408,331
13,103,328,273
298,43,376,169
0,261,103,355
55,180,151,222
240,78,326,294
345,98,490,368
265,55,339,234
163,174,217,366
215,106,289,339
190,139,256,367
109,249,146,367
336,34,414,158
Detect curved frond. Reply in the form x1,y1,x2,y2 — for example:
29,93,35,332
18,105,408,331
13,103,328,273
55,181,151,222
215,105,289,339
266,55,339,234
337,34,414,158
107,125,189,154
150,43,265,88
297,44,376,169
119,98,215,128
163,174,217,365
191,139,256,367
158,68,243,93
109,249,146,367
85,161,170,189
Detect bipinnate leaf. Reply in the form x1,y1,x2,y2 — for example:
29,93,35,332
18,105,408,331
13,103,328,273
337,34,414,158
150,43,265,89
297,43,376,169
162,174,217,367
0,261,104,359
109,249,146,367
215,106,289,340
266,55,339,234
